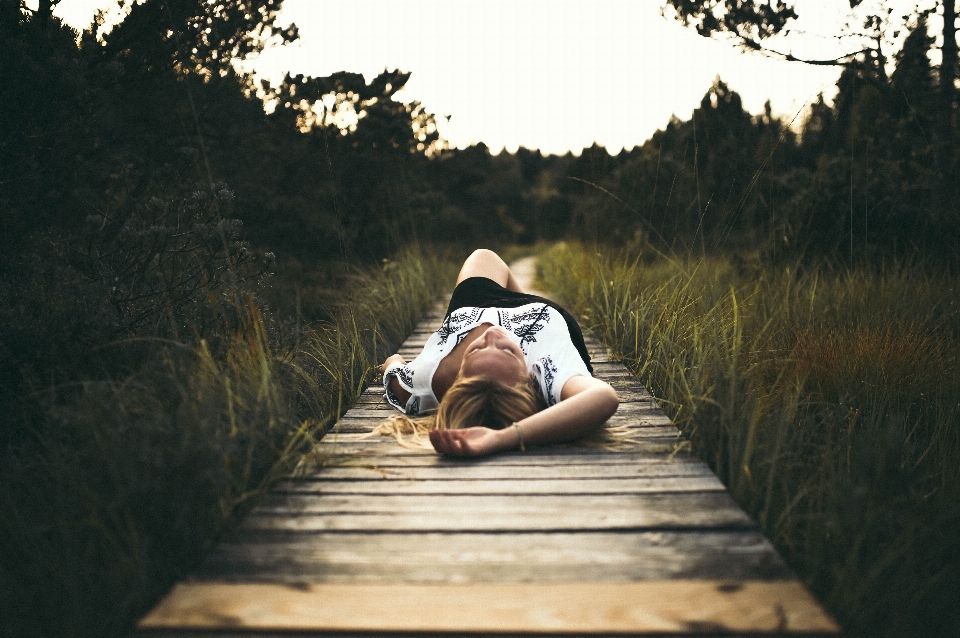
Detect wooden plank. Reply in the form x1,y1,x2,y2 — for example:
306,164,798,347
325,410,672,428
345,404,667,420
322,418,676,436
361,404,664,420
363,378,649,396
196,531,793,583
239,492,755,532
320,428,669,442
304,442,688,466
350,384,658,406
273,475,725,495
327,413,672,432
324,420,670,435
297,454,714,481
302,448,709,468
314,436,682,453
332,411,669,426
138,581,839,634
350,388,655,406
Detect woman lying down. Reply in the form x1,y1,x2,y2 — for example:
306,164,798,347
377,249,619,458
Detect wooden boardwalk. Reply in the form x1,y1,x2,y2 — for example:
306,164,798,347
138,263,839,637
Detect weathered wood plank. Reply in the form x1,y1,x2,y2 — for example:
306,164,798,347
334,410,668,425
297,460,714,481
350,388,654,406
305,446,695,463
240,492,755,532
273,475,724,495
195,530,792,582
329,411,670,432
323,422,675,440
318,432,679,448
348,388,653,405
340,404,667,423
137,581,840,635
312,433,682,450
343,401,665,422
309,438,687,460
327,422,667,435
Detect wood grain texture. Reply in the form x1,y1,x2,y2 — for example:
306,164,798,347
138,581,839,634
195,531,793,583
135,290,840,636
293,461,719,481
238,491,755,532
273,475,725,495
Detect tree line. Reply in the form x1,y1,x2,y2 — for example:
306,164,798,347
1,1,957,634
3,0,957,426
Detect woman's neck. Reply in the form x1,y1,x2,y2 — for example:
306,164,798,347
432,323,492,400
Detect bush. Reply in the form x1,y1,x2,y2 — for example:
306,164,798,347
0,241,457,637
539,241,960,637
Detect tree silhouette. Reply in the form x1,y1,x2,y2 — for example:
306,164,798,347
102,0,297,78
663,1,956,146
664,0,957,234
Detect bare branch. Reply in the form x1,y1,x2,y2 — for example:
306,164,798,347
739,35,871,66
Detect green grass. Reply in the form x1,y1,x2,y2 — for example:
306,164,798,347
538,242,960,638
0,246,458,638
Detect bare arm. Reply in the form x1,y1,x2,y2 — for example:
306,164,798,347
380,353,411,406
429,376,619,457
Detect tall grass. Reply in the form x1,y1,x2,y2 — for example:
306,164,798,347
0,246,457,638
539,242,960,637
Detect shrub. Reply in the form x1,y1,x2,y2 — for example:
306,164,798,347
539,241,960,637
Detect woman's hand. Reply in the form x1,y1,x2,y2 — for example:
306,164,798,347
429,427,514,458
428,377,619,458
380,353,406,374
380,354,411,405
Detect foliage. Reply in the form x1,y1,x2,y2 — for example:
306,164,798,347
100,0,298,79
664,0,798,45
540,241,960,638
662,0,950,72
662,0,957,194
0,245,456,637
1,3,463,635
560,13,958,264
0,0,452,266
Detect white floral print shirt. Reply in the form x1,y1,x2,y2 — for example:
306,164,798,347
382,303,591,415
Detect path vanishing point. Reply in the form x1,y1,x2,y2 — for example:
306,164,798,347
137,257,840,637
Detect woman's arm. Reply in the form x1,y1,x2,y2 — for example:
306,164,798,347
428,376,619,457
380,354,411,406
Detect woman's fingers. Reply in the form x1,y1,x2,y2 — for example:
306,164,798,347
379,353,406,373
430,430,452,455
429,427,504,457
429,429,454,454
429,429,475,456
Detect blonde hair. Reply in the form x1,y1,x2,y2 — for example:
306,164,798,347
374,375,542,448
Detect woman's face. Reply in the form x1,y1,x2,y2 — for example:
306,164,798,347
459,325,527,384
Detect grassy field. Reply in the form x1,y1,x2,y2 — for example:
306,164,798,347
539,242,960,637
0,247,458,637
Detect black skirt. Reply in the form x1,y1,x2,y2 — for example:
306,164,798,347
445,276,593,373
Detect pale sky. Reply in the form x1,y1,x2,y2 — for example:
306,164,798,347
53,0,927,155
